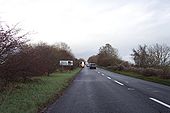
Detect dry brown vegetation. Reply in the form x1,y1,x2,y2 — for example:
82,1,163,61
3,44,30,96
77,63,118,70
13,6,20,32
0,23,79,89
88,44,170,79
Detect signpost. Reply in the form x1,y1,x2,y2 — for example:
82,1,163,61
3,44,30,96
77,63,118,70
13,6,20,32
59,60,73,71
60,60,73,66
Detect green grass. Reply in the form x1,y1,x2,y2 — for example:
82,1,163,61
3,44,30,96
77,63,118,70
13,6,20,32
113,70,170,86
0,68,81,113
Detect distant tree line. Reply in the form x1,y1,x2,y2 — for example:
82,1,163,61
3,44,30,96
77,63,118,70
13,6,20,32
0,23,80,88
88,43,122,67
131,44,170,68
129,44,170,78
88,43,170,79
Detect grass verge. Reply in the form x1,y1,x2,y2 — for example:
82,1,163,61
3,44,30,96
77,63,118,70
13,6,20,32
0,68,81,113
113,70,170,86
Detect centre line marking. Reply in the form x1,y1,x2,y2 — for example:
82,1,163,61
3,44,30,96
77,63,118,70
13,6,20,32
107,77,111,80
102,73,104,76
114,80,124,86
125,81,129,83
149,98,170,109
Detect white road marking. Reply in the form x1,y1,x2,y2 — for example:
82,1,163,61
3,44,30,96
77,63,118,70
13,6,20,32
125,81,129,83
107,77,111,80
152,90,159,93
102,73,104,76
114,80,124,86
128,88,135,91
149,97,170,109
98,72,100,74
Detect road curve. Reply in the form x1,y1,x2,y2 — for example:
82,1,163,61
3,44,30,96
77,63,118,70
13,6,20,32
44,67,170,113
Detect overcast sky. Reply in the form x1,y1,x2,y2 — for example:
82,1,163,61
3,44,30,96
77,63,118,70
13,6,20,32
0,0,170,61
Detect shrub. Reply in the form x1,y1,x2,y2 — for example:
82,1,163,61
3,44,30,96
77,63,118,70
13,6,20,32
0,50,35,83
140,68,163,77
0,42,77,86
106,66,116,71
142,68,156,76
128,67,141,73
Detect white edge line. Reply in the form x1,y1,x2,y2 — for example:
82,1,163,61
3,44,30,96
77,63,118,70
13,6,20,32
114,80,124,86
107,77,111,80
149,97,170,109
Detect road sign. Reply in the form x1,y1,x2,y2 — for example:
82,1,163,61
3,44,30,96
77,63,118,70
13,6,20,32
60,60,73,66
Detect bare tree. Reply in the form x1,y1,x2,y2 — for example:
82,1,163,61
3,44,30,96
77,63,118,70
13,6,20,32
131,44,170,68
0,24,29,64
131,45,148,68
53,42,75,68
54,42,71,52
148,44,170,67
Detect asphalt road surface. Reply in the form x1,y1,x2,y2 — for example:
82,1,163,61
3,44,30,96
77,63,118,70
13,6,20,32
44,67,170,113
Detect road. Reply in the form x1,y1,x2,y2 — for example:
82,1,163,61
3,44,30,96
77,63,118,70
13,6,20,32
44,67,170,113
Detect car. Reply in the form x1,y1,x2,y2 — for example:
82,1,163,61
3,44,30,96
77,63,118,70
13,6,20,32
86,63,90,67
89,63,96,69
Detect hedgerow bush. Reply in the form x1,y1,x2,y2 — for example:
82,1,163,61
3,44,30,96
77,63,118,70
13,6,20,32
109,63,169,79
141,68,163,77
